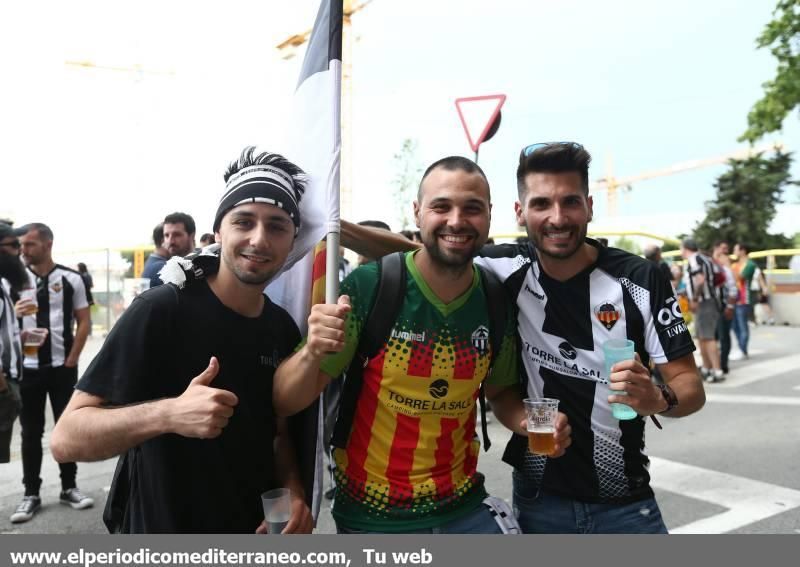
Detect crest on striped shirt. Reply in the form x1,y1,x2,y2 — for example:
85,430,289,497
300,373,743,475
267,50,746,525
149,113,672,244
594,301,621,330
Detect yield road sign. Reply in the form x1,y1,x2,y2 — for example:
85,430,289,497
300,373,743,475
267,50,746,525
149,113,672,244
455,94,506,152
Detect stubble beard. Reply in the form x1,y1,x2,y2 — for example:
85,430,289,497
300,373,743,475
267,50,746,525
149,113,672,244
528,223,588,261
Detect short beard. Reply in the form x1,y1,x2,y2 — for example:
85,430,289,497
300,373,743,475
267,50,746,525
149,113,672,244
422,231,482,276
0,253,28,292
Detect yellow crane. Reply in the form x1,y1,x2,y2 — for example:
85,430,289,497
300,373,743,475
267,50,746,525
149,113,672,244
276,0,375,221
591,141,785,216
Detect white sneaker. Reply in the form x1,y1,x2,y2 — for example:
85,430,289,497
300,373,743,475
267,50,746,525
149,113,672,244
729,351,744,361
59,488,94,510
10,496,41,523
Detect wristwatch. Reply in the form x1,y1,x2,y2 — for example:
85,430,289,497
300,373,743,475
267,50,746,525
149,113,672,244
656,383,678,414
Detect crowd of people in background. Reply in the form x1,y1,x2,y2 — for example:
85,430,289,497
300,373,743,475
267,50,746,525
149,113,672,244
0,140,783,535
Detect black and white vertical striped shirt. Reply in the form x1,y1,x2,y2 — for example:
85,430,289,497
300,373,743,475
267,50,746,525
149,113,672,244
475,239,695,504
20,265,89,369
683,252,721,306
0,278,21,380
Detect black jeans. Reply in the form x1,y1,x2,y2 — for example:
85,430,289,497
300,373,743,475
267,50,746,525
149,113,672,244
19,365,78,496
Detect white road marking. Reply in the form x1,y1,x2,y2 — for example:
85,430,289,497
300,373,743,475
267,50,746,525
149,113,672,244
715,353,800,389
705,394,800,406
792,385,800,392
650,457,800,534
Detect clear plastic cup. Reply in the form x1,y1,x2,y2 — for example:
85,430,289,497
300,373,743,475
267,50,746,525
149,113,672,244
23,328,48,357
523,398,560,456
261,488,291,534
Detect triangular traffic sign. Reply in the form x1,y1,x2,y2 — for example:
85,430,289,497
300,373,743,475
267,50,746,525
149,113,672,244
455,94,506,152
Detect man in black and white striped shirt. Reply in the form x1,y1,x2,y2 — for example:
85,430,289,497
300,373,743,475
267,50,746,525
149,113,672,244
681,238,724,382
10,223,93,523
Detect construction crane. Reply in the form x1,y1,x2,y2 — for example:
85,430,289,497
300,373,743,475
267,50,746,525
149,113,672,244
65,60,175,79
591,141,785,216
276,0,375,220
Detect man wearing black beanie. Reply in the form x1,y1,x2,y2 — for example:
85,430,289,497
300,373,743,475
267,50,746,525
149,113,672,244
50,147,314,534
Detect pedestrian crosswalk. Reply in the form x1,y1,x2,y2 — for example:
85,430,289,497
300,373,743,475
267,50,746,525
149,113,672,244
650,457,800,534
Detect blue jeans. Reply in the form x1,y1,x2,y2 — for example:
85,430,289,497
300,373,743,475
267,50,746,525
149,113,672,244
732,304,751,355
512,473,668,534
336,503,503,534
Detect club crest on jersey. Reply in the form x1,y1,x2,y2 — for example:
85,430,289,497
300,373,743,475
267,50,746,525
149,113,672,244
594,301,621,330
471,325,490,355
51,282,62,293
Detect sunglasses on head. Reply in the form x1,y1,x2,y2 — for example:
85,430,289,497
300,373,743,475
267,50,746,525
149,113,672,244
520,141,583,159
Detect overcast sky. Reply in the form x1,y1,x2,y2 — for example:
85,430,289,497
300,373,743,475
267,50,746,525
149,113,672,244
1,0,797,252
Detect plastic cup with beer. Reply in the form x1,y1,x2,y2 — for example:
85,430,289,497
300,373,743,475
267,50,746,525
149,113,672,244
18,288,38,317
603,338,638,420
523,398,560,456
261,488,292,534
23,328,48,357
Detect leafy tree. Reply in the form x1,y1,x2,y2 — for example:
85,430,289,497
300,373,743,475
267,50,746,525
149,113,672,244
391,139,422,230
693,151,797,252
613,236,642,256
740,0,800,143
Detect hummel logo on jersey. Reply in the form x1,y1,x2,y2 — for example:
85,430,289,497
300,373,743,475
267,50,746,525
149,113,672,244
524,283,545,300
390,328,426,343
594,301,621,330
558,342,577,360
51,282,62,293
429,379,449,399
471,325,490,355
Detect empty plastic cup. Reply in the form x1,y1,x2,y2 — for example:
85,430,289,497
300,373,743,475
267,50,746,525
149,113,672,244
261,488,291,534
603,339,637,420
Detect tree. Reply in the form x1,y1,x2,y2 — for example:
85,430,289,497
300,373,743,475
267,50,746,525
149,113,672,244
693,151,797,251
740,0,800,143
613,236,642,256
391,139,423,231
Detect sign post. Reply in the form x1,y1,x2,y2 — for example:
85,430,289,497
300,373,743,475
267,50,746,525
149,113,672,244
454,94,506,163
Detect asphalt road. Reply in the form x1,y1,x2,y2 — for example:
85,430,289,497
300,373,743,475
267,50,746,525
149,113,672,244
2,324,798,534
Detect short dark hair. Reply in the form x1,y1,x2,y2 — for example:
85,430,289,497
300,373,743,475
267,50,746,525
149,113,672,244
199,233,215,245
358,220,391,231
77,262,88,273
18,222,54,242
682,237,699,252
152,222,164,248
643,244,661,261
736,242,751,253
516,143,592,198
163,212,196,236
713,240,729,249
418,156,489,202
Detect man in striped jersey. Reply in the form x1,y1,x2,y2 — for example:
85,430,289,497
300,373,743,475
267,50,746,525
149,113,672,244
11,223,93,523
474,143,706,533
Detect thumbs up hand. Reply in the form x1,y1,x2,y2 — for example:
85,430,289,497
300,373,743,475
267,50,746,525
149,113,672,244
168,357,239,439
306,295,352,359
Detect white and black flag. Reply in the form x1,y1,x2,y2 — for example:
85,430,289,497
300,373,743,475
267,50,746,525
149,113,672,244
267,0,343,523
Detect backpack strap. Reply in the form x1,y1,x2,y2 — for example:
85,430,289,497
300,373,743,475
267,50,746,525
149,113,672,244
330,252,406,449
476,265,508,452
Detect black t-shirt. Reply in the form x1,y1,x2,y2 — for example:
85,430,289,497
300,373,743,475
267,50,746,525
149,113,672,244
77,281,301,533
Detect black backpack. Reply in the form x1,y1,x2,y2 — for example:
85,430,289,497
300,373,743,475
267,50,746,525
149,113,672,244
329,252,509,452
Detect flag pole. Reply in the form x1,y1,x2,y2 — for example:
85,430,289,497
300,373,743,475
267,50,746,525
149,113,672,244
325,231,340,303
